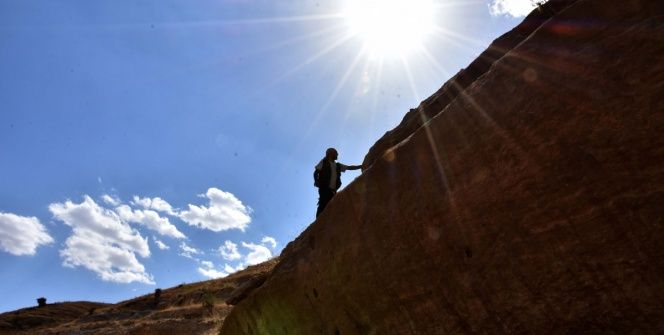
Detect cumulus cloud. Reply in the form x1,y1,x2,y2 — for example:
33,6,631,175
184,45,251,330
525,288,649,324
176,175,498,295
131,196,177,216
489,0,537,17
115,205,185,239
0,212,54,256
196,238,275,279
198,266,227,279
198,261,228,279
218,240,242,261
101,194,120,206
261,236,277,249
242,242,272,266
179,188,251,232
197,259,239,279
224,263,245,274
60,232,153,284
201,263,245,279
179,242,203,259
49,196,153,284
153,237,170,250
211,238,277,277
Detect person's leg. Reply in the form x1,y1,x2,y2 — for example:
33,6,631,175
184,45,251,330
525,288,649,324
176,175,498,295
316,188,334,217
316,188,326,217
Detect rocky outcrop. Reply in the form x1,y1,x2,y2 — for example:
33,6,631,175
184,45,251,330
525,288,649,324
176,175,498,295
221,0,664,333
362,0,579,168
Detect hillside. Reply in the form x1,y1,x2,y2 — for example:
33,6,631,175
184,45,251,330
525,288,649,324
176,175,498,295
0,259,277,335
0,301,110,333
221,0,664,333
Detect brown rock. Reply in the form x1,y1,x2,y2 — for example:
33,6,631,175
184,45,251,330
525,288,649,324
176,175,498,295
225,272,270,306
362,0,579,169
221,0,664,333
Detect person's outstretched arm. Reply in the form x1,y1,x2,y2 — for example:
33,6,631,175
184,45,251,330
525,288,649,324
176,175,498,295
346,164,363,170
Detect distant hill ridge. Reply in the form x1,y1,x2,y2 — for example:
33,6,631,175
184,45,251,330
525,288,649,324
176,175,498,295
0,259,277,334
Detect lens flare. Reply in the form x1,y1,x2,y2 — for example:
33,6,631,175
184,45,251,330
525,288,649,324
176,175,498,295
344,0,435,57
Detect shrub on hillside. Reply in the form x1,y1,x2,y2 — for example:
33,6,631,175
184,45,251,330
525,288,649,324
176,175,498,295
202,291,215,312
36,297,46,307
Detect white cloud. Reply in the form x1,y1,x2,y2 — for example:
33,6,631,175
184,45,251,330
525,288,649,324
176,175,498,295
179,242,203,259
198,266,228,279
199,238,275,278
218,240,242,261
241,242,272,266
153,237,170,250
115,205,185,239
211,238,275,277
0,212,54,256
49,196,153,284
101,194,120,206
489,0,537,17
197,259,237,279
130,196,151,209
224,263,245,274
261,236,277,249
60,232,153,284
179,188,251,232
131,196,177,216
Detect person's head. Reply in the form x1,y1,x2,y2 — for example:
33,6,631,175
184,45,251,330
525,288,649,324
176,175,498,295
325,148,338,161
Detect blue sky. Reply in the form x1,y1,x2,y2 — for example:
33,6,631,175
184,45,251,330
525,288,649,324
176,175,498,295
0,0,531,312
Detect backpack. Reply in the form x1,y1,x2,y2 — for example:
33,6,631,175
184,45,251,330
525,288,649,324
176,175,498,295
313,169,321,188
313,160,342,190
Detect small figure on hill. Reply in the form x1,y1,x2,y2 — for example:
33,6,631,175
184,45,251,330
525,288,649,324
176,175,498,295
314,148,362,217
37,297,46,307
153,288,162,308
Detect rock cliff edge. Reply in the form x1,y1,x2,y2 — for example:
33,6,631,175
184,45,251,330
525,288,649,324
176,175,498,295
221,0,664,333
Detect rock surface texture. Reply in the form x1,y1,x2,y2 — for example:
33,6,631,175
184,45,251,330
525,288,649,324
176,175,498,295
221,0,664,333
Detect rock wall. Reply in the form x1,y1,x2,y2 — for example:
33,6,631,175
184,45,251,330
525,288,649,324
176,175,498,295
361,0,578,169
221,0,664,333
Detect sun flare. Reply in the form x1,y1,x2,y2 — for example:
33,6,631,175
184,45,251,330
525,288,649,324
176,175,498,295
343,0,435,58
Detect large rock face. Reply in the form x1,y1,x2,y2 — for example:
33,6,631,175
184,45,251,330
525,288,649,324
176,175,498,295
221,0,664,333
361,0,578,169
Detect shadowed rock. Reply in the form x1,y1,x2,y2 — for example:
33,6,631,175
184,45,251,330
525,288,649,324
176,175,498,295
225,273,270,306
362,0,578,169
221,0,664,333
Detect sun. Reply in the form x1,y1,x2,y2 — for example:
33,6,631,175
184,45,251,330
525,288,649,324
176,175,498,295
343,0,435,58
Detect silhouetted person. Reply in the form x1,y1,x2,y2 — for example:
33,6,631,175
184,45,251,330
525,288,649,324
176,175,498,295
314,148,362,217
